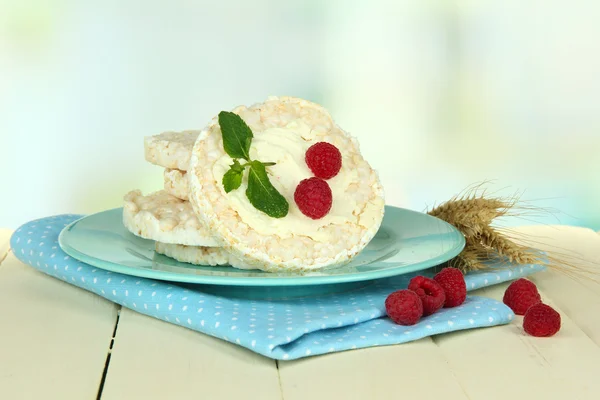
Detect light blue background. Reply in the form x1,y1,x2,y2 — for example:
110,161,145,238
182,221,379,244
1,1,598,231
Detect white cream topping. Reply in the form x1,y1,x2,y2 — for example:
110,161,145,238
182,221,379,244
212,119,365,242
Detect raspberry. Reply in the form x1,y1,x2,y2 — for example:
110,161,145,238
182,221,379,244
294,177,333,219
523,303,561,337
305,142,342,179
433,267,467,308
503,278,542,315
385,290,423,325
407,275,446,316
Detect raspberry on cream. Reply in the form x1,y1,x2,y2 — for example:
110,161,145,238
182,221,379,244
211,119,362,242
294,177,333,219
188,96,385,272
305,142,342,179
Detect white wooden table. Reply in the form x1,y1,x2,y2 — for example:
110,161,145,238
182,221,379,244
1,225,600,400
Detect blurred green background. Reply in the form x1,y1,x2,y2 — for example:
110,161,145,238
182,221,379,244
1,0,598,230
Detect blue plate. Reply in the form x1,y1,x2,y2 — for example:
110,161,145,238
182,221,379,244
59,206,465,286
58,206,464,297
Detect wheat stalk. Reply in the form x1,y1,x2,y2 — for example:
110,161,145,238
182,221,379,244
428,198,509,237
427,183,600,281
478,226,540,265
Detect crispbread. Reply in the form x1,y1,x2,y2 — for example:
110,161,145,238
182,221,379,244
154,242,255,269
123,189,218,246
188,96,385,272
144,130,199,170
163,168,188,200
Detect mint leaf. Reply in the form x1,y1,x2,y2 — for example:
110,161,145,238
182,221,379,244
246,161,289,218
229,159,245,172
218,111,253,161
222,160,244,193
217,111,287,219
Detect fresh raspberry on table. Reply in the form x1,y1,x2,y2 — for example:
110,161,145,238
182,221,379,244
523,303,561,337
305,142,342,179
433,267,467,308
502,278,542,315
385,289,423,325
294,177,333,219
408,275,446,316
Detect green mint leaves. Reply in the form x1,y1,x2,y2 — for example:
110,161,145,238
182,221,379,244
246,161,289,218
218,111,289,218
218,111,253,161
222,159,244,193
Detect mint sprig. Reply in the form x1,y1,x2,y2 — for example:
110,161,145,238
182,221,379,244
218,111,289,218
218,111,253,160
222,159,244,193
246,161,289,218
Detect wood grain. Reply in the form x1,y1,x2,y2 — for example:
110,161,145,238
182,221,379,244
514,226,600,344
1,225,600,400
101,308,282,400
278,338,469,400
431,282,600,400
0,248,119,400
0,229,12,264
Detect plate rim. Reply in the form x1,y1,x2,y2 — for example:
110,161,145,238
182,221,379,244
58,206,465,287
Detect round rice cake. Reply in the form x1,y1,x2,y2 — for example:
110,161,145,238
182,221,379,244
123,189,218,246
163,168,188,200
154,242,254,269
144,130,199,170
188,96,385,272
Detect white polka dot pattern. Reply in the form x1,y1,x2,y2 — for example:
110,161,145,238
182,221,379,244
10,215,545,360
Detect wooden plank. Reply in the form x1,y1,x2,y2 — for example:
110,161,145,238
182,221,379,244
0,252,119,399
268,226,600,400
510,225,600,292
100,308,282,400
0,229,12,264
278,338,468,400
512,226,600,345
432,282,600,400
2,225,598,399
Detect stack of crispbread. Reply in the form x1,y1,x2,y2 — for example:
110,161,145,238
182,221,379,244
123,96,386,273
123,130,252,268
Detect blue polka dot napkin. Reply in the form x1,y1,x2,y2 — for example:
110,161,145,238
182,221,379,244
10,215,544,360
